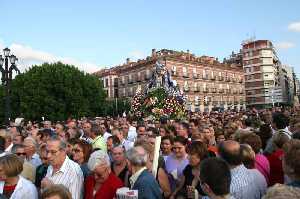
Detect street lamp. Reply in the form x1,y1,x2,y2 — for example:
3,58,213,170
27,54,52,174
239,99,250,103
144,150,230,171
0,47,20,125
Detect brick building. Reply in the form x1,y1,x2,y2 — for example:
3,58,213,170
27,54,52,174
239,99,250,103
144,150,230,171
95,49,246,112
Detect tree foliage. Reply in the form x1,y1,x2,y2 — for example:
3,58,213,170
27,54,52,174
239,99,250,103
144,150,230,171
4,62,106,122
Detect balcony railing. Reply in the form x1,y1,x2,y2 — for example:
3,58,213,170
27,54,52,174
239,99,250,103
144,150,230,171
219,88,224,93
183,73,189,78
193,74,199,79
144,74,151,80
193,87,200,92
218,76,224,81
184,87,190,92
203,88,209,93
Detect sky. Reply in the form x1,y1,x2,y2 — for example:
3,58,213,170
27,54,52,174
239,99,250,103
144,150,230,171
0,0,299,76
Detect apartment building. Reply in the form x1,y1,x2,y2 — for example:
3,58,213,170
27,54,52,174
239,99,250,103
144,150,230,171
95,49,246,112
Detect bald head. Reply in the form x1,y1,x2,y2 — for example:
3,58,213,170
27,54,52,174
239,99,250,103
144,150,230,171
218,140,242,166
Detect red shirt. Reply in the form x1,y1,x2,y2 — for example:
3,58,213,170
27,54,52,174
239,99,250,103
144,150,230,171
266,149,284,186
84,172,124,199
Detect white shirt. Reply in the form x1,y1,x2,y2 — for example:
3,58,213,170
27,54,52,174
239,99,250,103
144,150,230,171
122,139,134,151
103,131,112,142
4,143,13,152
27,153,42,167
127,126,137,142
0,176,38,199
46,156,84,199
230,165,267,199
129,167,147,189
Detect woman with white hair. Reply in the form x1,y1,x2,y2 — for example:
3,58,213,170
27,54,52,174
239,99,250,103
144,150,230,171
84,150,123,199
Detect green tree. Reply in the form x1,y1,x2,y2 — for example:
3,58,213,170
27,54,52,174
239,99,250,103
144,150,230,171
103,98,131,117
4,62,106,122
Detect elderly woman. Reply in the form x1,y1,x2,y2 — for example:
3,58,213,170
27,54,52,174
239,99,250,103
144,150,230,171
84,150,123,199
72,140,92,178
0,154,38,199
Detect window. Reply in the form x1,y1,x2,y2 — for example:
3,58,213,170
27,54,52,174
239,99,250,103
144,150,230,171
183,67,187,74
105,78,109,87
194,82,198,91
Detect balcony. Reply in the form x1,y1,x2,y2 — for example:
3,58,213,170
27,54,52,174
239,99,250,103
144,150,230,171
184,86,190,92
240,90,244,94
219,89,224,93
128,79,133,84
225,89,231,94
211,88,217,93
203,88,209,93
239,79,243,83
211,76,216,80
136,76,142,82
144,74,151,80
193,74,199,79
203,75,209,80
233,90,238,94
193,87,200,92
218,76,224,81
225,77,231,82
183,73,189,78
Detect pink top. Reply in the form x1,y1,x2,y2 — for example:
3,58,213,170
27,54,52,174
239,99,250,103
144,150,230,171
255,154,270,184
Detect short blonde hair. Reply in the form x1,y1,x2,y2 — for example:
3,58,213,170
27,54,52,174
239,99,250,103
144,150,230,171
0,154,23,177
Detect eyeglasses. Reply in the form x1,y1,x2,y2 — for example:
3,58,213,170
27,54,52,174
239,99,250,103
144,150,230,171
15,152,26,156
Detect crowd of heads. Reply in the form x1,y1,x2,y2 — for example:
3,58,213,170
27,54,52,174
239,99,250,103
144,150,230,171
0,106,299,198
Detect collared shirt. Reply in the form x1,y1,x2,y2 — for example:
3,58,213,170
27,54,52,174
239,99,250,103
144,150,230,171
46,156,84,199
127,126,137,142
0,176,38,199
4,143,13,152
27,153,42,167
103,132,112,142
230,165,267,199
129,167,147,189
92,135,107,151
121,139,134,151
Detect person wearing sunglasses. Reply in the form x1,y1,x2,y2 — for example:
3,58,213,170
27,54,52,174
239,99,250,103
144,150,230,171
11,144,35,183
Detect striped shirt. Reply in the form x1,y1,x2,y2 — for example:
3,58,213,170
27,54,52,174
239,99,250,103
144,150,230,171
230,165,267,199
46,156,84,199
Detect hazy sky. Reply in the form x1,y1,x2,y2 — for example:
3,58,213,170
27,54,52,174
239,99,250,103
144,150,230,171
0,0,299,76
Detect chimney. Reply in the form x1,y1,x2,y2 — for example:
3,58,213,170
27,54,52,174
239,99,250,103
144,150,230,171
152,49,156,57
126,58,130,64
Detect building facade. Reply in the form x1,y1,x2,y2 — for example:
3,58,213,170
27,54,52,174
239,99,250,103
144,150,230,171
241,40,282,108
95,49,246,112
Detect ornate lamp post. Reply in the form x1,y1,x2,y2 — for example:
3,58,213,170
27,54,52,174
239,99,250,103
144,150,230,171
0,48,20,125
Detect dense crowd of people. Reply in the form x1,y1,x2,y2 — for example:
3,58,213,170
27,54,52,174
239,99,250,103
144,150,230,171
0,106,300,199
